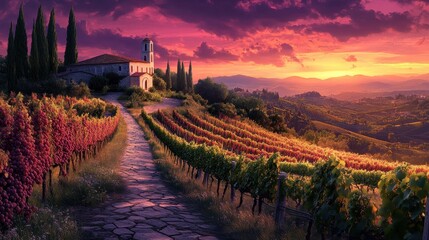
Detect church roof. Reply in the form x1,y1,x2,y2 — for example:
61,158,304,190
73,54,148,66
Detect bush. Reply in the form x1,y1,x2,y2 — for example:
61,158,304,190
153,75,166,91
122,87,161,108
208,102,237,118
73,98,107,118
248,108,270,126
104,72,124,91
89,76,108,92
192,93,208,106
43,78,67,95
67,82,91,98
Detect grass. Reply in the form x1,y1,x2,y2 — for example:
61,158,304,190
132,111,308,240
5,116,128,239
3,207,80,240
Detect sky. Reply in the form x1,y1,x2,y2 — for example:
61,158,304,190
0,0,429,80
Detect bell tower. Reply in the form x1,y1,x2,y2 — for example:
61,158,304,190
141,38,154,74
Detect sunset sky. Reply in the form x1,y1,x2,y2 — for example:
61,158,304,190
0,0,429,80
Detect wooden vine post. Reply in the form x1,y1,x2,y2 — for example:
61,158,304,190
423,197,429,240
275,172,287,227
230,161,236,203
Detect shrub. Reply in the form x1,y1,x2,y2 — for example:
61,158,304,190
43,78,67,95
123,87,162,108
208,102,237,118
153,75,166,91
67,82,91,98
73,98,107,118
192,94,208,106
104,72,123,91
89,76,108,92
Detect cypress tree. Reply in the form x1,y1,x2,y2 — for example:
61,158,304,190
6,23,16,91
181,61,187,92
64,8,78,66
47,8,58,74
14,4,29,80
30,22,40,81
165,61,171,90
35,5,49,80
6,23,16,92
176,59,182,91
187,61,193,92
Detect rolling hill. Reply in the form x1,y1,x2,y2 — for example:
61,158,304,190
213,74,429,99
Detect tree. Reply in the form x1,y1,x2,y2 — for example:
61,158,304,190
154,68,165,79
176,59,182,91
47,9,58,74
6,23,16,91
30,23,40,81
194,78,229,104
248,108,270,126
14,4,29,80
35,6,49,80
64,8,78,66
165,61,171,90
153,75,166,91
187,61,193,93
181,61,187,92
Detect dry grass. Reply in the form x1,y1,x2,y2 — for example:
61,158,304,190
133,112,308,240
56,117,127,206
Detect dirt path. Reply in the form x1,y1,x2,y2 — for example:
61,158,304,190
77,94,219,240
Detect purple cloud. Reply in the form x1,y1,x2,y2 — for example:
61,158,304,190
241,42,302,67
193,42,238,62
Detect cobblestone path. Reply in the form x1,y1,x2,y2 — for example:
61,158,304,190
77,95,220,240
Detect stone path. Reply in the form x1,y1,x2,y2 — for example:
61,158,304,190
77,94,221,240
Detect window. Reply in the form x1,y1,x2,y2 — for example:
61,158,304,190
145,44,147,51
150,43,153,52
119,66,122,71
144,56,147,61
150,54,153,62
131,65,133,72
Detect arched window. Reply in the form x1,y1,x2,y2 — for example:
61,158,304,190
145,44,147,51
119,66,122,71
144,56,147,61
150,43,153,52
144,80,147,90
131,65,133,72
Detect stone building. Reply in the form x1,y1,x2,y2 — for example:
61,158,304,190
59,38,154,91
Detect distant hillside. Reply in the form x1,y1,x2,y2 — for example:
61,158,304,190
213,74,429,99
332,90,429,101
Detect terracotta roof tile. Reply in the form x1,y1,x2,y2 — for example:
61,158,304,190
73,54,148,66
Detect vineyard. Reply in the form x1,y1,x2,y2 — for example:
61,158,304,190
142,109,429,239
0,94,120,230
